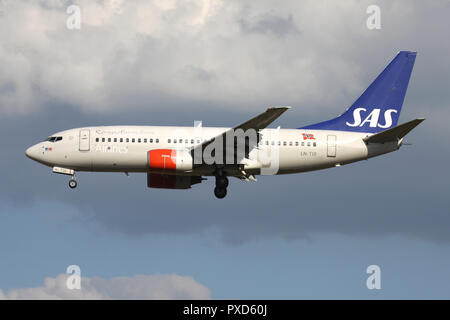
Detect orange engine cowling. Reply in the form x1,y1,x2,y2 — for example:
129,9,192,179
147,173,202,189
148,149,193,172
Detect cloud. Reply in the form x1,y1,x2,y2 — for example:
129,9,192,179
239,12,300,37
0,273,211,299
1,0,449,116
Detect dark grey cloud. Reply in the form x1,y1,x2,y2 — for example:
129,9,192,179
180,65,216,83
1,100,448,245
239,13,300,37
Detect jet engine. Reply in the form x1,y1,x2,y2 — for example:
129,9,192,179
147,173,202,189
148,149,193,172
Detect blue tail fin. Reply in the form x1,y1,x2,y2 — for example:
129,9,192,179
300,51,417,133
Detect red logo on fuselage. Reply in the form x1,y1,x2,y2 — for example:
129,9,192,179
302,133,315,140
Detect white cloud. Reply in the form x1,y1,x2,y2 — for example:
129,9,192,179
0,0,449,116
0,273,211,299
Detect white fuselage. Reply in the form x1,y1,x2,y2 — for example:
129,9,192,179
25,125,400,176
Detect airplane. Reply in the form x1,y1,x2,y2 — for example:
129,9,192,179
26,51,423,199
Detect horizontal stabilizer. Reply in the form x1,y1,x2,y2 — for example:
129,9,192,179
363,118,425,143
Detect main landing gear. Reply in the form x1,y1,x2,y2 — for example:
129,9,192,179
214,171,229,199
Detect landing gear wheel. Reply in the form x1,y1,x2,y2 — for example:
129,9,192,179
216,176,229,188
69,179,77,189
214,187,227,199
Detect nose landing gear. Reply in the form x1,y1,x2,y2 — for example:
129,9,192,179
52,167,78,189
69,178,77,189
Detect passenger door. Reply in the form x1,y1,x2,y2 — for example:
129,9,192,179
327,135,336,157
79,129,90,151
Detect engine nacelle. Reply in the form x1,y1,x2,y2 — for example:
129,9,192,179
147,173,202,189
148,149,193,172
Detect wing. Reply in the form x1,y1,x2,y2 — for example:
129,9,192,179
228,106,291,133
191,106,291,169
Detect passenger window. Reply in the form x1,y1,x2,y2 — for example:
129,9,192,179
126,138,129,143
144,138,147,143
278,141,281,146
289,141,292,146
132,138,135,143
150,138,153,143
108,138,111,142
313,142,317,147
138,138,141,143
191,139,194,144
295,141,299,146
156,138,159,143
168,139,171,143
307,142,311,146
114,138,117,143
301,142,304,146
96,138,99,142
120,138,123,143
174,139,177,144
179,139,182,143
102,138,105,142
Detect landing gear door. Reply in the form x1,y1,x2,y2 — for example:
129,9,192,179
79,129,90,151
327,135,336,158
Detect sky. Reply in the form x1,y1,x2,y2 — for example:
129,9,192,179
0,0,450,299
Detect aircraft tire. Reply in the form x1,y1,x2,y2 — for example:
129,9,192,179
216,176,229,188
214,187,227,199
69,179,77,189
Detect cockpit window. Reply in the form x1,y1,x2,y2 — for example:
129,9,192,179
46,136,63,142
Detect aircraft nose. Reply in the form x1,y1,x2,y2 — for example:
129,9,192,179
25,145,39,160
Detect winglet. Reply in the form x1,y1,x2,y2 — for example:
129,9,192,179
267,106,291,111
